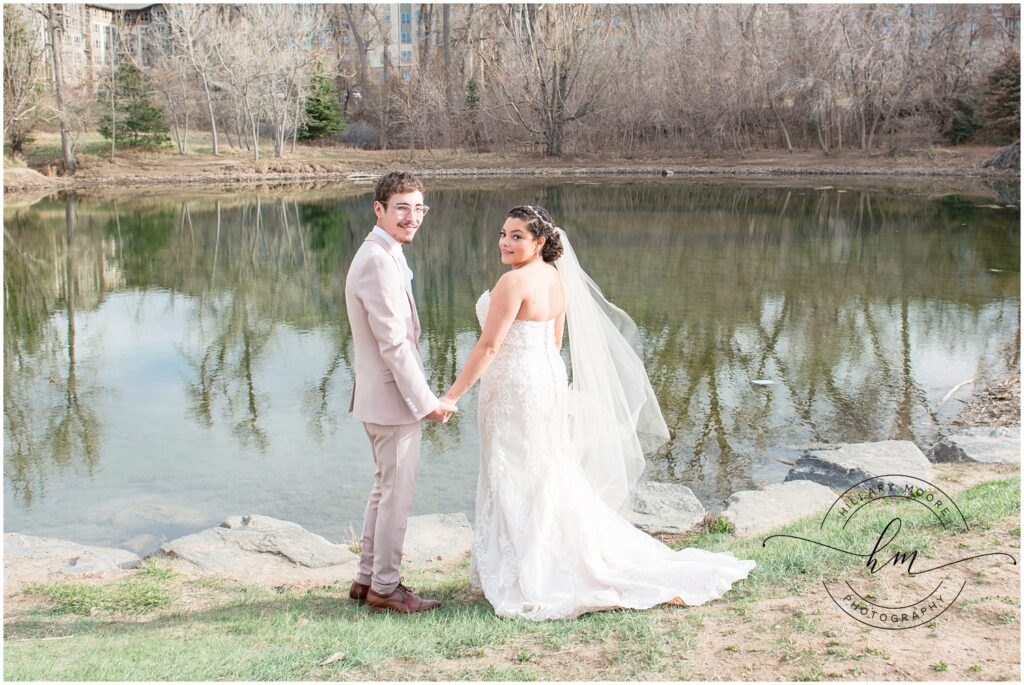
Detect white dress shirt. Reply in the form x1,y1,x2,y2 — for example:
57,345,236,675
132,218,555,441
372,225,414,287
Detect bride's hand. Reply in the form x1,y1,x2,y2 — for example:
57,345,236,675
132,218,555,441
441,393,459,409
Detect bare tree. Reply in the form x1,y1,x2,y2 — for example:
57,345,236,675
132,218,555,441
8,3,1015,161
44,4,76,173
165,4,223,155
490,4,615,155
3,5,47,155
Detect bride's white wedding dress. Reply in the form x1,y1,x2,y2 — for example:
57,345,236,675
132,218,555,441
469,288,756,621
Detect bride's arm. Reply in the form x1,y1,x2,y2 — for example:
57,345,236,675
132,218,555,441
443,275,523,403
555,311,565,349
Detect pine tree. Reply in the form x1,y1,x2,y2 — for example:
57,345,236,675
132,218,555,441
464,77,482,148
299,65,346,141
98,62,169,146
979,51,1021,144
941,90,981,145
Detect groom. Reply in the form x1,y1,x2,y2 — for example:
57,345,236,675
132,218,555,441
344,171,455,614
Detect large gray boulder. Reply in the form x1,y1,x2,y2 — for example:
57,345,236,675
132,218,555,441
927,427,1020,464
402,513,474,565
4,533,140,595
628,481,706,534
722,481,838,537
785,440,932,490
155,514,358,587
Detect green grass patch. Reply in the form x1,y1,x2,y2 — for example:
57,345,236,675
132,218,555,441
4,477,1018,681
25,561,175,615
21,132,111,167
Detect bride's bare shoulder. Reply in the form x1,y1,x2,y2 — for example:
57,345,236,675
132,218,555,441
495,263,560,293
494,268,527,291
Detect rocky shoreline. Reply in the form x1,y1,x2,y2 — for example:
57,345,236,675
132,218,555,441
5,424,1018,597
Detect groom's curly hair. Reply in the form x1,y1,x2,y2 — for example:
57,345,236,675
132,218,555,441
507,205,564,263
375,171,424,204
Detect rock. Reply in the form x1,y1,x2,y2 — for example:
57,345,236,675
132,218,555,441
4,533,140,595
785,440,932,491
927,427,1021,464
628,481,706,534
154,514,357,588
661,169,675,176
723,481,838,537
84,494,211,533
120,533,162,557
402,513,474,565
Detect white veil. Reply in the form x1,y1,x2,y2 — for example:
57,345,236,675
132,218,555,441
554,227,671,513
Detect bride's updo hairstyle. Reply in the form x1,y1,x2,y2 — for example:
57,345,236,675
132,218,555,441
508,205,564,263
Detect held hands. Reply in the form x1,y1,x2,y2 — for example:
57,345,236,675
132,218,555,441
425,398,458,424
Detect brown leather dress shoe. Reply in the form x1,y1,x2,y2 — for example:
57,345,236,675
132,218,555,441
349,580,370,605
366,581,441,614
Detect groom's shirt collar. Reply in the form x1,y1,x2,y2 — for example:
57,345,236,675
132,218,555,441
372,225,402,254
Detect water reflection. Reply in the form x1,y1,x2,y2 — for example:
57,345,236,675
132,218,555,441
5,194,107,507
3,179,1019,546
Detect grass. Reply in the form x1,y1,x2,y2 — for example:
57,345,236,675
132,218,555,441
24,560,175,615
4,476,1019,681
14,129,355,171
19,132,113,168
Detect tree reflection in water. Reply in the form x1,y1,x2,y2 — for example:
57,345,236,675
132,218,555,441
5,193,104,505
3,179,1019,515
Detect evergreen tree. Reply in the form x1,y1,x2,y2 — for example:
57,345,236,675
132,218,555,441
941,90,981,145
98,62,169,146
464,77,482,148
299,65,346,141
980,51,1021,144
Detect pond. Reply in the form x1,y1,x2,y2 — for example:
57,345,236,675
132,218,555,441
3,177,1019,553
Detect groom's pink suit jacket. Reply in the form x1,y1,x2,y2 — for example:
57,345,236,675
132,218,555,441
345,231,437,425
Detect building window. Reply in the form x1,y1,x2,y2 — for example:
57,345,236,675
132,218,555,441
400,50,412,62
401,12,411,24
401,31,411,43
401,70,412,81
382,13,390,23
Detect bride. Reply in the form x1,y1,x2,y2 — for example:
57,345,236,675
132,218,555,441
441,205,755,620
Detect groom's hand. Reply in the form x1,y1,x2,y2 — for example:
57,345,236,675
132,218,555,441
425,400,458,423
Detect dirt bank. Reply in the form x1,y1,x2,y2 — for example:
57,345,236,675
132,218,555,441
4,143,1018,197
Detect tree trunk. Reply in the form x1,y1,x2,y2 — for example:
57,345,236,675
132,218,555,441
815,114,828,155
291,92,301,153
442,4,453,110
343,5,369,93
545,120,561,156
835,108,842,153
200,73,218,155
249,111,260,161
170,113,183,153
866,109,882,153
47,4,75,174
108,60,116,161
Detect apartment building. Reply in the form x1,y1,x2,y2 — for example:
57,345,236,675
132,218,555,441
42,3,163,91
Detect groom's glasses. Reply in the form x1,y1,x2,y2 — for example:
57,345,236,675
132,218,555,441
381,201,430,219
